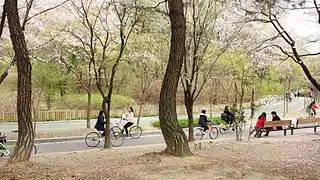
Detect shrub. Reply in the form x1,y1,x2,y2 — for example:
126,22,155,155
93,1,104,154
152,116,223,128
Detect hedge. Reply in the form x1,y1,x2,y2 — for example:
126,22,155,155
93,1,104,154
151,117,224,128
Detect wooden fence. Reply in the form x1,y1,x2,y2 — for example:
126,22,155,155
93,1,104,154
0,103,243,122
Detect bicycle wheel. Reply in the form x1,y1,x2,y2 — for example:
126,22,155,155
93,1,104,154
194,128,204,141
0,143,5,157
110,126,124,147
219,124,227,134
209,127,219,139
129,126,142,139
84,131,101,147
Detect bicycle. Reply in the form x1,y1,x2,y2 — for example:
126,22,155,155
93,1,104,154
219,121,245,134
113,118,142,139
84,126,124,147
194,122,219,141
0,130,37,157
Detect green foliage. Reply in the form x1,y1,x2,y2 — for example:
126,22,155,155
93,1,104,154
63,93,134,109
152,117,223,128
33,62,71,98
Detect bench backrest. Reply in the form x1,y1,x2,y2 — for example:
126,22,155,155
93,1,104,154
296,117,320,127
264,120,292,128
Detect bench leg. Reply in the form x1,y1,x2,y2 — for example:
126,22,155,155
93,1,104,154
314,127,317,133
291,128,293,135
284,129,287,136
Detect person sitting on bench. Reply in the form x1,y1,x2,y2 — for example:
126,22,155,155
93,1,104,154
264,111,282,136
251,112,266,138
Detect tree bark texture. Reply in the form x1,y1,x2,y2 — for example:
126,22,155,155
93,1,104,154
6,0,34,164
103,63,119,149
86,91,92,128
159,0,192,157
102,98,111,149
184,88,194,142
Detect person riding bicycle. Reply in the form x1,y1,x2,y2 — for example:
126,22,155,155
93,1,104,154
121,106,134,137
221,106,235,127
94,110,106,136
198,110,210,134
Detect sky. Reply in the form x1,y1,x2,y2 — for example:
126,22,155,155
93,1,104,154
282,2,320,52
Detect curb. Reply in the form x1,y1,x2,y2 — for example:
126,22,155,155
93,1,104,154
6,128,194,144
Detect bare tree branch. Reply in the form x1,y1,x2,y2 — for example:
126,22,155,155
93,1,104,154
0,0,7,39
27,0,70,23
314,0,320,23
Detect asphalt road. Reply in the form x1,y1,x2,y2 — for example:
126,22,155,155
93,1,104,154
34,126,318,155
0,97,314,155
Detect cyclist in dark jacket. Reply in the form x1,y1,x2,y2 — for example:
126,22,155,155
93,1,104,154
94,110,105,136
221,106,235,126
198,110,210,132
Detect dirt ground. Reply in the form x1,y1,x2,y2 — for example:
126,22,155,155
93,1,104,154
1,133,319,180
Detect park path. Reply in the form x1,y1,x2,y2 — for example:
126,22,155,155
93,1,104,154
0,97,307,133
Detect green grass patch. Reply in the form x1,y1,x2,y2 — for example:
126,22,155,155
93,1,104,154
152,117,224,129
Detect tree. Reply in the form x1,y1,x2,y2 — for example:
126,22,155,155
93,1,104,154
0,0,70,85
181,0,240,142
158,0,192,156
59,45,94,128
6,0,34,164
33,62,71,110
69,0,139,148
237,1,320,91
127,26,167,125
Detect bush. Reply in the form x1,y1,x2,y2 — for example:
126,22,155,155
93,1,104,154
152,116,223,129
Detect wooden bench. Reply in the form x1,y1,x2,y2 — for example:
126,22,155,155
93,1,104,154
261,120,292,136
292,117,320,134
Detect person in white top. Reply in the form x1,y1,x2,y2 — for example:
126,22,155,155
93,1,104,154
121,106,134,137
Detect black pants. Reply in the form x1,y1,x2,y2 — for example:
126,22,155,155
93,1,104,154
265,126,282,136
122,122,134,135
200,124,209,132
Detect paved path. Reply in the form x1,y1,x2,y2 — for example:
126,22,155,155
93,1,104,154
0,97,307,133
0,97,313,155
34,126,318,155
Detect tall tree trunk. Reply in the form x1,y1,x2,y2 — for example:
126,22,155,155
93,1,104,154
103,61,120,149
102,98,111,149
6,0,34,164
137,101,143,126
184,88,194,142
250,85,255,119
46,95,52,110
86,91,92,128
159,0,192,157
